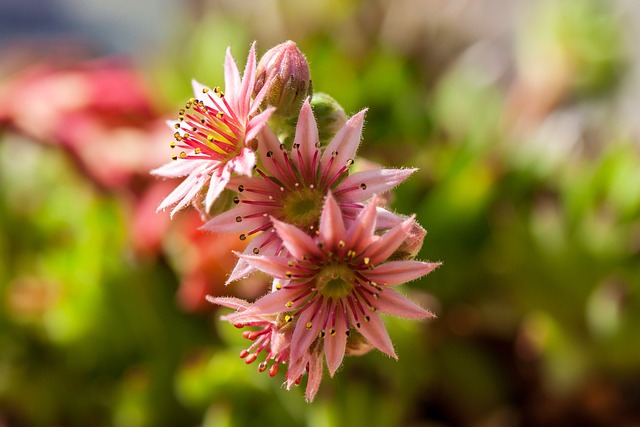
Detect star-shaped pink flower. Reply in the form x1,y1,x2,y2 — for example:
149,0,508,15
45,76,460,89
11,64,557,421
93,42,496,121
221,193,440,401
152,43,275,217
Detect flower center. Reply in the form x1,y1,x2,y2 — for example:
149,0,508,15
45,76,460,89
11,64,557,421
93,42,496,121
280,187,323,230
316,264,355,299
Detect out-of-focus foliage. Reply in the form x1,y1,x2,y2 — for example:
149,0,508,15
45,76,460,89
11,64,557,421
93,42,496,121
1,0,640,426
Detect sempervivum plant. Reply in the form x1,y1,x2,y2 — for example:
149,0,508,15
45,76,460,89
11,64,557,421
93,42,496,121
152,40,440,402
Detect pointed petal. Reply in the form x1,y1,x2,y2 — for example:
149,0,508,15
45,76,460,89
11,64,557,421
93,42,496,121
225,232,278,284
305,351,324,402
224,46,241,101
289,299,325,371
373,288,436,319
170,176,206,217
364,261,441,286
205,296,250,311
324,300,348,377
150,159,203,178
355,312,397,359
239,254,305,280
230,285,306,319
238,42,257,118
364,216,414,264
205,166,231,213
334,168,417,203
246,107,275,141
291,98,319,182
318,192,346,246
200,202,268,233
345,196,378,253
320,109,366,182
374,207,405,230
272,218,322,260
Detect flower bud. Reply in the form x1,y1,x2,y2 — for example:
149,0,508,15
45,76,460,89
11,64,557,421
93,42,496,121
310,92,348,145
254,41,312,119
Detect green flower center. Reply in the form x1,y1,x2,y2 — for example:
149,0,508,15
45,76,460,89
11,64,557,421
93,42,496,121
316,264,355,299
281,187,323,229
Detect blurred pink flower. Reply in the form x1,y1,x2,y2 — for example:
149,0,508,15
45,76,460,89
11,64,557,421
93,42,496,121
219,194,439,401
152,43,275,217
0,59,167,190
201,98,417,283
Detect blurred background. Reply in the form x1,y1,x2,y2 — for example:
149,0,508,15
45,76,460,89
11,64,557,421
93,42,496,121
1,0,640,426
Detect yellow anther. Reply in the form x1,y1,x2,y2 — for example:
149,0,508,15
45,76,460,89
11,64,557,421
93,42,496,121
286,301,293,308
179,151,187,159
306,322,313,330
194,148,201,154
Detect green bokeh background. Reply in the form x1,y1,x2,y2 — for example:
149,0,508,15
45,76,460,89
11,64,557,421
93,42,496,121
1,0,640,426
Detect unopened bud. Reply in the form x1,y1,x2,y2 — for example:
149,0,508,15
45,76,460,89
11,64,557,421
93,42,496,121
254,41,312,119
310,92,348,145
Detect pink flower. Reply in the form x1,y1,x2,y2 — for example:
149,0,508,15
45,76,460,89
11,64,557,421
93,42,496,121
201,98,417,283
152,43,275,217
221,194,440,401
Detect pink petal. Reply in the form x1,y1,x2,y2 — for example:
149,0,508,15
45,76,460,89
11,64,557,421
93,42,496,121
272,218,321,260
345,196,378,253
364,216,414,264
150,159,203,178
318,192,346,246
354,312,397,359
240,254,305,280
205,165,231,213
373,288,436,320
224,46,241,102
305,350,324,402
257,126,294,186
205,296,250,310
375,207,405,230
225,232,278,284
319,109,366,183
364,261,441,286
334,168,417,203
246,107,275,141
291,98,319,183
200,202,268,233
238,42,257,118
231,285,306,320
289,299,325,372
230,147,256,177
191,79,215,108
324,301,348,377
